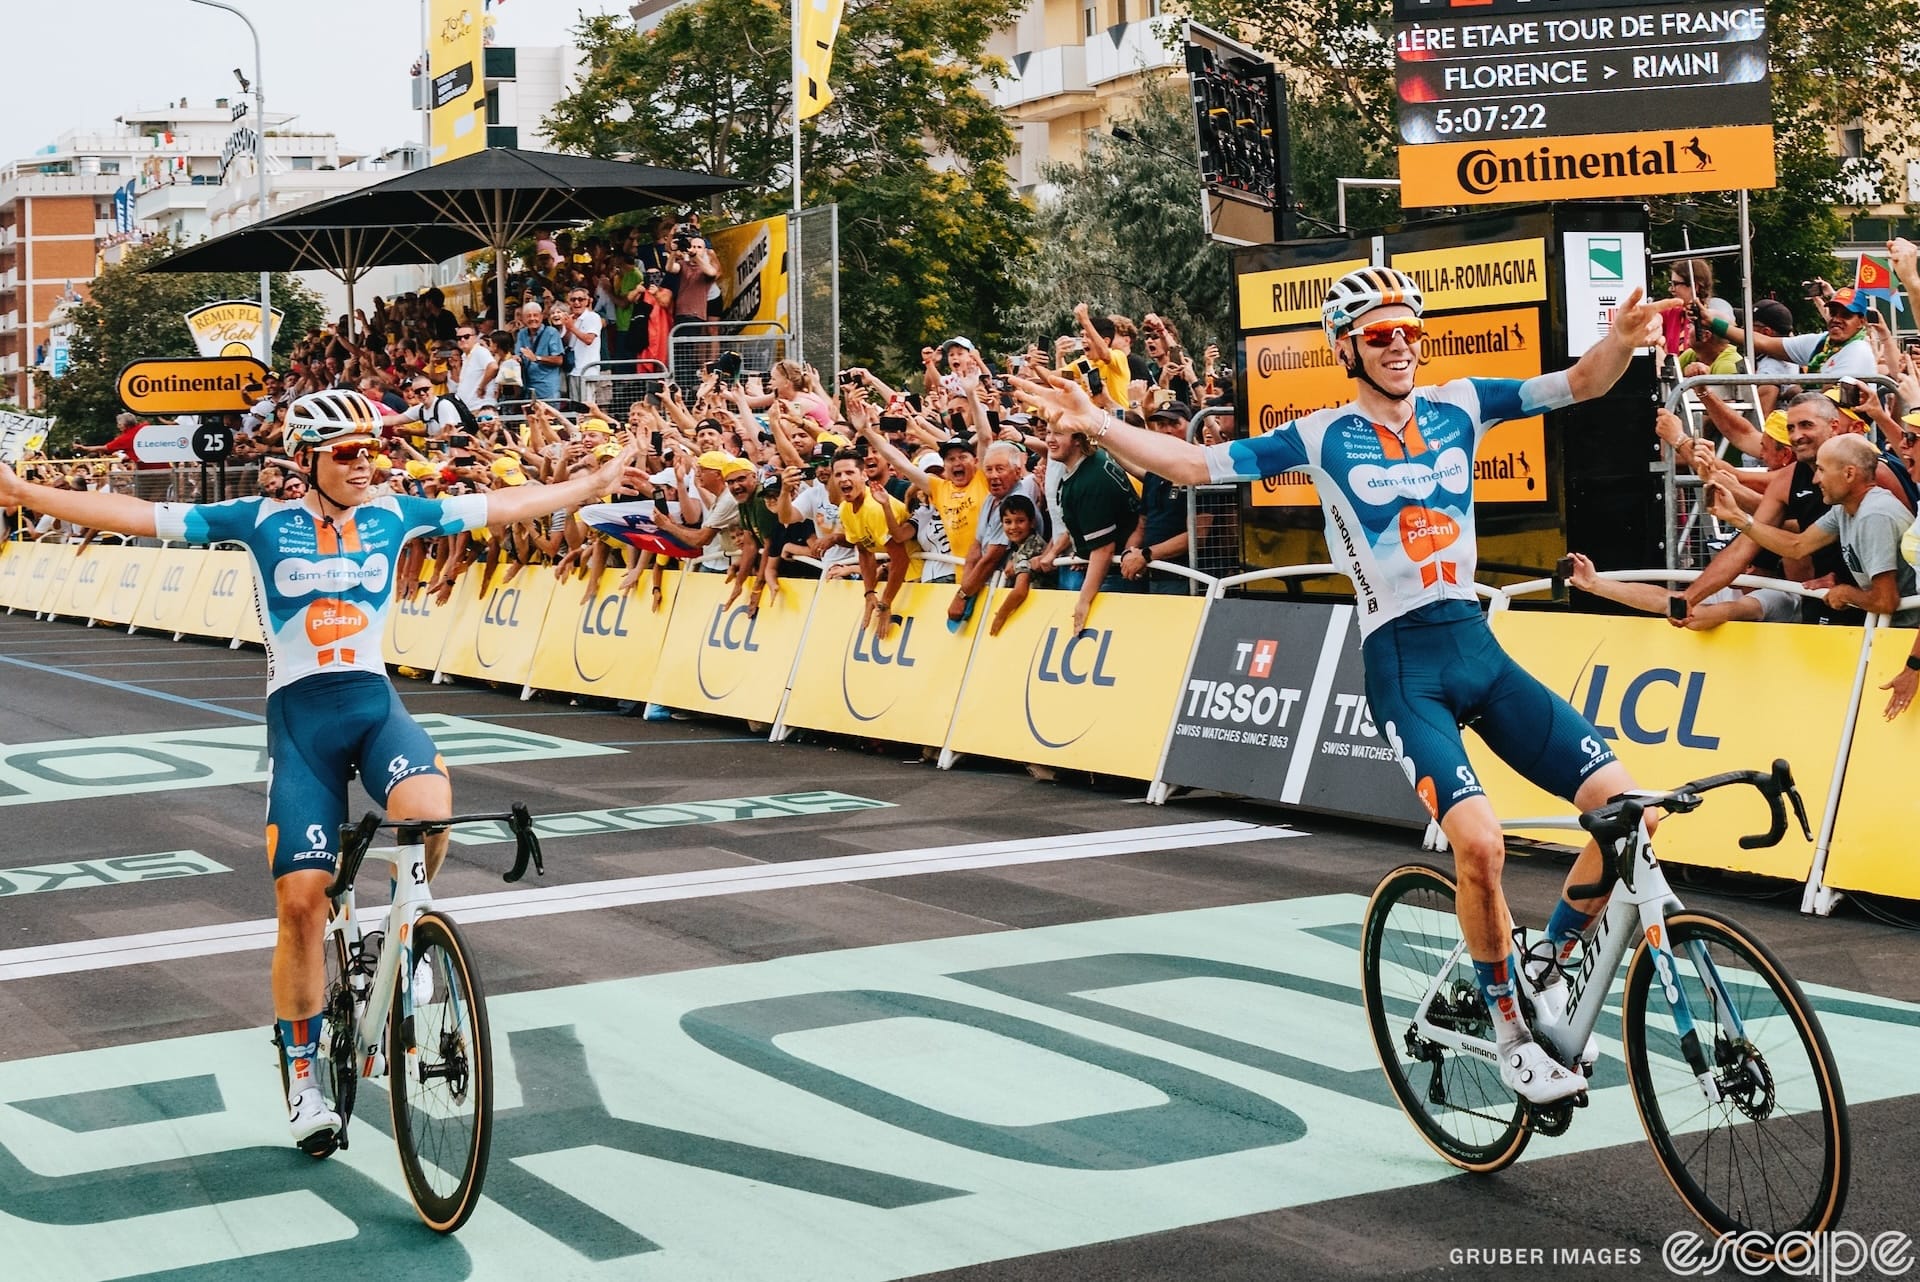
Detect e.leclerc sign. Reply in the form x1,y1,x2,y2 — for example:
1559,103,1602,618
117,355,270,416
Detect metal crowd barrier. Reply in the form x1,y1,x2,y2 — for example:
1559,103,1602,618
665,321,789,393
1184,406,1240,591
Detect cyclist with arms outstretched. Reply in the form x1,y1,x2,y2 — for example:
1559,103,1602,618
0,390,636,1152
1014,271,1677,1106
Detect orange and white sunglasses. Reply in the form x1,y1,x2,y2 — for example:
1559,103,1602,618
1352,317,1426,347
325,442,377,462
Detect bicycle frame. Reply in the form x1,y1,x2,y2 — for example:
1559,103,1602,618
329,842,434,1079
1413,818,1748,1105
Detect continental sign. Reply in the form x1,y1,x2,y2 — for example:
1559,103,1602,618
117,356,270,415
1237,258,1369,330
1246,307,1546,508
1400,124,1776,207
1388,238,1546,311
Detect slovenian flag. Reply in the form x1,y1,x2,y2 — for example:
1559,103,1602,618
1855,254,1905,314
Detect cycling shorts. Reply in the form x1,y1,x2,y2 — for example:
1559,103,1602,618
1361,600,1616,822
264,671,446,879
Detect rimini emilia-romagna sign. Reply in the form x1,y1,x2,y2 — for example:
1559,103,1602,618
1392,0,1775,205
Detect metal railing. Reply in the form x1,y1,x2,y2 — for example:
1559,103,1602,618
1184,405,1240,591
665,321,789,395
570,357,668,421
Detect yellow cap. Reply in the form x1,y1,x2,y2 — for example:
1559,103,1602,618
717,456,754,478
490,456,528,485
580,417,613,436
1902,410,1920,431
816,431,849,449
372,453,394,471
1822,387,1865,419
404,459,435,480
1761,411,1790,445
696,450,734,472
593,442,620,460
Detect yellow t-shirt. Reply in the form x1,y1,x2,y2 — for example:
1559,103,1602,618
1091,350,1131,409
929,469,989,560
838,492,921,575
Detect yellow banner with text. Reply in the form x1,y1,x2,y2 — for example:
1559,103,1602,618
129,548,212,636
947,587,1205,778
438,573,560,687
783,579,982,744
1820,627,1920,899
1473,612,1858,879
383,563,457,672
649,572,819,723
95,545,162,625
525,568,682,702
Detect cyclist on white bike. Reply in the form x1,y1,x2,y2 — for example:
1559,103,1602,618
0,390,635,1151
1014,269,1679,1106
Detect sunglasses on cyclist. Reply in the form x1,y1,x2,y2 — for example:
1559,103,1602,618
326,443,375,462
1354,318,1425,348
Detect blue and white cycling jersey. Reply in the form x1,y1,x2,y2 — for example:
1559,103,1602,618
154,494,489,693
1203,374,1573,635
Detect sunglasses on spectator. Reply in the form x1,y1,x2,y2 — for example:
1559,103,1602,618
1354,318,1425,347
327,443,375,462
455,331,475,340
1902,430,1920,445
409,385,432,395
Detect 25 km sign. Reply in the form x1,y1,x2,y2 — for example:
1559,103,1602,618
117,355,269,416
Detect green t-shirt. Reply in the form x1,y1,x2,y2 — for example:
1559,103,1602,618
1057,448,1140,558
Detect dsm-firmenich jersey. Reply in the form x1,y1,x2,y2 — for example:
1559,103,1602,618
1203,374,1573,635
153,494,489,693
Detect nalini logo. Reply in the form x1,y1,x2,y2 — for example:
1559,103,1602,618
1023,625,1118,749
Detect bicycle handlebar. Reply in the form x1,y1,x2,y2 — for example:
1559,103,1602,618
326,803,546,900
1567,759,1810,899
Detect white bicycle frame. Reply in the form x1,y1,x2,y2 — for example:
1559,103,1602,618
1412,809,1752,1105
327,840,433,1080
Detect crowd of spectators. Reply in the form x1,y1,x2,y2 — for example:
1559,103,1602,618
1580,237,1920,716
7,280,1241,666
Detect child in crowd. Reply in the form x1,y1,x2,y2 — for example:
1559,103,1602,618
989,494,1047,636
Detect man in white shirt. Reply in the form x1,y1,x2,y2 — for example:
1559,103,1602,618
558,286,605,401
775,448,860,578
1718,288,1880,381
452,323,498,409
381,377,464,444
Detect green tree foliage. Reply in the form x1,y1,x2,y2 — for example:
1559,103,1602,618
1008,81,1234,352
1174,0,1918,303
545,0,1033,377
43,240,322,449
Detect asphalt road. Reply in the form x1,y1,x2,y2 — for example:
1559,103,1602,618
1,608,1915,1282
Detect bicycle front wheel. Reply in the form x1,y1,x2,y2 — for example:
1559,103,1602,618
1361,864,1530,1173
388,911,493,1233
1622,909,1849,1241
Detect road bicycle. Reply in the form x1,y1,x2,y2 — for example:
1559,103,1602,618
1360,762,1850,1247
272,804,545,1234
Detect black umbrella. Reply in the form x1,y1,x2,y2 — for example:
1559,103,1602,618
145,201,485,324
262,148,748,322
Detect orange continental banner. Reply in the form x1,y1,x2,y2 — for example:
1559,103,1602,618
1400,125,1776,207
1247,307,1546,507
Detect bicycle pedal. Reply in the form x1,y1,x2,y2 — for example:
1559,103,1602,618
297,1129,340,1160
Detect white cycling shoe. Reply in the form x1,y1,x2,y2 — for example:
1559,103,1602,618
288,1086,342,1157
1500,1039,1588,1105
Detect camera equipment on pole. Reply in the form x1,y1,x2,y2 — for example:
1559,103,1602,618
1185,22,1293,247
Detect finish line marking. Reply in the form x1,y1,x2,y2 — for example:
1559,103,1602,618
0,820,1298,981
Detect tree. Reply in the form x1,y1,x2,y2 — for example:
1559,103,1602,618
1176,0,1919,303
1007,80,1234,351
544,0,1033,377
43,240,322,449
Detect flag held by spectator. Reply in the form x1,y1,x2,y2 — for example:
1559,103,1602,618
1855,253,1905,314
797,0,846,121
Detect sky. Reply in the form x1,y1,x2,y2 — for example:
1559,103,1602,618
1,0,633,165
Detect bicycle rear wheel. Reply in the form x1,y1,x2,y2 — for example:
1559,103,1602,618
388,911,493,1233
274,928,355,1156
1622,909,1849,1241
1360,864,1530,1172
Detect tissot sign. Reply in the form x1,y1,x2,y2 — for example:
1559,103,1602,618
1393,0,1774,204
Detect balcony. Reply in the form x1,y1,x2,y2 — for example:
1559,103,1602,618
0,269,15,292
0,312,18,332
0,353,17,375
0,225,15,250
991,45,1093,118
1085,18,1182,87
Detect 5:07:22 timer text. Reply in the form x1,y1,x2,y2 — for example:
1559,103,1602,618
1429,103,1548,135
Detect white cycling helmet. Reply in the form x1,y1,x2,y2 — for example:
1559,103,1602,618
1322,266,1424,352
284,389,382,455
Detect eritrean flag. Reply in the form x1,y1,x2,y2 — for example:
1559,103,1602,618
1854,254,1905,313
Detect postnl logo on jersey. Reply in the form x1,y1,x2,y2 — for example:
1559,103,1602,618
1397,506,1460,560
305,598,370,646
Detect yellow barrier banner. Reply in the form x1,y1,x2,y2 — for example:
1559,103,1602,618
650,572,817,723
13,542,64,613
130,548,212,636
0,540,26,608
782,580,983,744
438,572,559,686
95,545,162,626
1820,627,1920,899
52,544,114,621
36,545,83,618
1473,613,1859,879
947,588,1206,778
181,549,257,640
383,563,457,673
525,568,681,701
